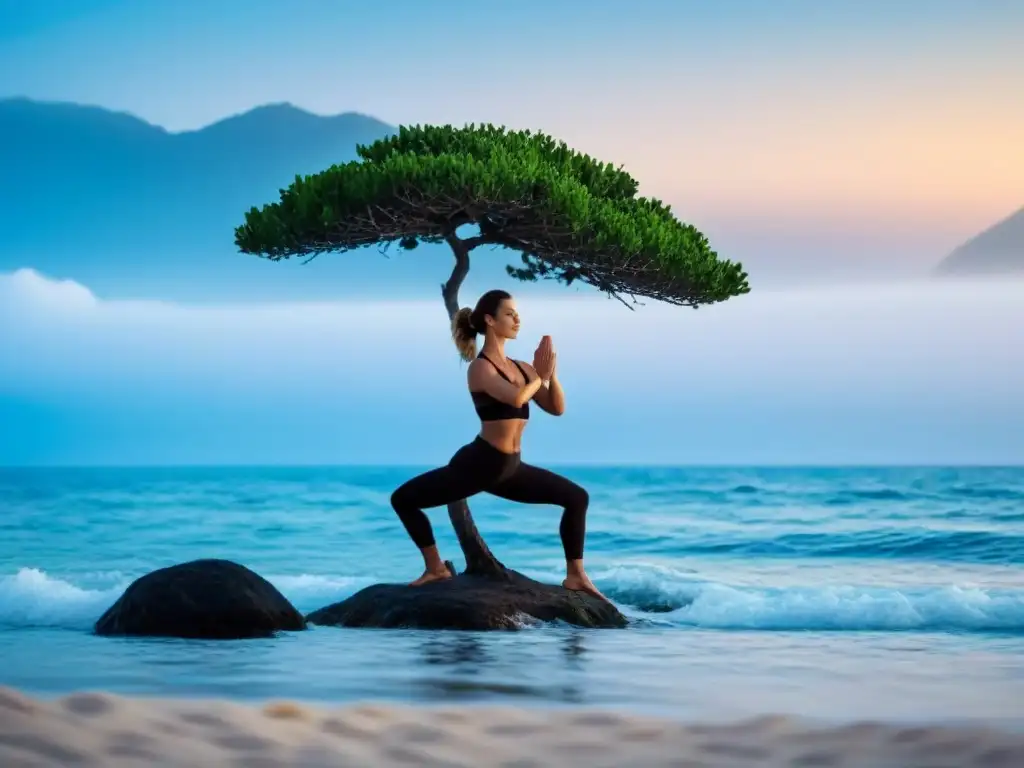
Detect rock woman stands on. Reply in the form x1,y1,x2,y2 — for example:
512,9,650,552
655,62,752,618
389,289,606,601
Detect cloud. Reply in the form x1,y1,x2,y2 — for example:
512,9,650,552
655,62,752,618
2,267,99,313
1,269,1022,465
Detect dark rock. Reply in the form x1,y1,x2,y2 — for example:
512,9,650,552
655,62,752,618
94,559,306,639
305,565,628,631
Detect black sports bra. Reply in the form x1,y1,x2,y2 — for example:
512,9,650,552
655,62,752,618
471,353,530,422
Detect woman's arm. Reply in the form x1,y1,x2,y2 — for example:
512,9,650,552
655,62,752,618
468,359,545,408
520,361,566,416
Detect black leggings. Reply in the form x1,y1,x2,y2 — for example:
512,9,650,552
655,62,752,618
390,436,590,561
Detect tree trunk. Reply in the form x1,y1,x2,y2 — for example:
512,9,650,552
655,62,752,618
440,233,510,580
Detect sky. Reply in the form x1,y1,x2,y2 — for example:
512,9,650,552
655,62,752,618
1,0,1022,275
1,1,1021,467
1,268,1021,466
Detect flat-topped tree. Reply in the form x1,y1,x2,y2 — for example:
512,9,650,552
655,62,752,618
234,124,749,628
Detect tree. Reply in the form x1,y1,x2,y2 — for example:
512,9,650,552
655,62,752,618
234,124,749,628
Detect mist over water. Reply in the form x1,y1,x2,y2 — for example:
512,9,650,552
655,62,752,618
0,269,1022,465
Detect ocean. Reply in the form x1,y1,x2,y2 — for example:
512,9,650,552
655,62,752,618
1,465,1022,728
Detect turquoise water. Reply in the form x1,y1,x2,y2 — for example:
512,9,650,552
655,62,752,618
1,465,1022,726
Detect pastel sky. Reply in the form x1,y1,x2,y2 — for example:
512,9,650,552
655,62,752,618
1,269,1021,466
2,0,1021,274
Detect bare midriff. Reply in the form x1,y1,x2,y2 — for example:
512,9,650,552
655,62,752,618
478,418,528,454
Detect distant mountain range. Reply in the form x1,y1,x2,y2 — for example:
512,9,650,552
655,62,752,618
934,206,1024,276
0,98,528,301
0,97,1019,302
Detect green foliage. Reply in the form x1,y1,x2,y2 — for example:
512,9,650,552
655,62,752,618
235,123,749,306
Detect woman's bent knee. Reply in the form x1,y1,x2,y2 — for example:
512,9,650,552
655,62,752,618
390,485,412,514
569,483,589,512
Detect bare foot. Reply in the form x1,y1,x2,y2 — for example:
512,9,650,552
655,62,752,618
409,565,453,587
563,575,610,603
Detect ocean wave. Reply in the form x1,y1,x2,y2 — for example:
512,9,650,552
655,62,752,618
824,488,912,503
0,568,119,631
945,485,1024,502
580,527,1024,565
716,528,1022,563
0,569,374,632
594,564,1024,632
631,480,1024,507
2,565,1021,635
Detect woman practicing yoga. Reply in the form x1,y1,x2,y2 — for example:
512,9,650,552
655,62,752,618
390,289,607,601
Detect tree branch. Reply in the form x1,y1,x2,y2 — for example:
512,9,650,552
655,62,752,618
461,234,496,251
441,233,471,319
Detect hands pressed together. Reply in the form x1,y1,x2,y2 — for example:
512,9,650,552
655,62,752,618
532,335,557,381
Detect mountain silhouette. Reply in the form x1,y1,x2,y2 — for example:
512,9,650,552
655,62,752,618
0,98,523,301
935,206,1024,276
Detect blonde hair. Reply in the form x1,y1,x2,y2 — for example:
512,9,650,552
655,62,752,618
452,307,478,362
451,289,512,362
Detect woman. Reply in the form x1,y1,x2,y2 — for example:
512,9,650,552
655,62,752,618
390,289,607,601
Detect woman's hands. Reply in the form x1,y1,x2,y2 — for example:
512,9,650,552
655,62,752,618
528,335,566,415
533,335,557,381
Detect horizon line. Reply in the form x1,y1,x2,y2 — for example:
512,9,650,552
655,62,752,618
2,463,1021,470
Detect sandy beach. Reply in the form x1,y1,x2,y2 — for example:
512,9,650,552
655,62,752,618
1,687,1021,767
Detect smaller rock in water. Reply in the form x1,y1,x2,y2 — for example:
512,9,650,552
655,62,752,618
94,559,306,639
